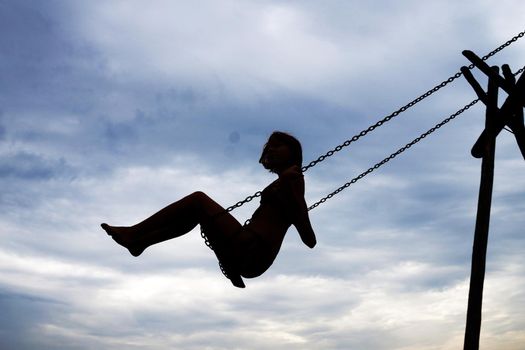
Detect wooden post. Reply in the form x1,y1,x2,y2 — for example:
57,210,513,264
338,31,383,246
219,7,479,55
463,67,499,350
461,50,525,349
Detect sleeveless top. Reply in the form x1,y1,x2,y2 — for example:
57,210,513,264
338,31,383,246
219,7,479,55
253,179,295,223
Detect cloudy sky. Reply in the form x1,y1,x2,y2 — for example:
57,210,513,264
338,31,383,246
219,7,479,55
1,1,524,349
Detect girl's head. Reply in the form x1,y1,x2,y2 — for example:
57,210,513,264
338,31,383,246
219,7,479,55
259,131,303,173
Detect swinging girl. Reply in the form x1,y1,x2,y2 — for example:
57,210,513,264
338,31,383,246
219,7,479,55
101,131,316,288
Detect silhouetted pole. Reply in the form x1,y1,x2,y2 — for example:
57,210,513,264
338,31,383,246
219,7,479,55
460,50,525,350
462,66,499,350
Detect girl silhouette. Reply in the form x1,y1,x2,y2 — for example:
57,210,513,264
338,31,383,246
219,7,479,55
101,131,316,288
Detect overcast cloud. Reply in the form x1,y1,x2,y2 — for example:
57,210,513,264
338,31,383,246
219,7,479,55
1,1,524,349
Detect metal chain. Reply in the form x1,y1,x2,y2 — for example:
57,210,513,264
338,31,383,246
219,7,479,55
307,98,480,210
300,73,461,172
514,66,525,76
301,29,525,172
224,29,525,213
307,63,525,210
481,31,525,61
225,191,262,213
200,226,232,279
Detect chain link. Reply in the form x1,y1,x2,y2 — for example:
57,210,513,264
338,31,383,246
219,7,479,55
225,29,525,213
514,66,525,75
200,226,232,279
224,191,262,212
307,98,480,210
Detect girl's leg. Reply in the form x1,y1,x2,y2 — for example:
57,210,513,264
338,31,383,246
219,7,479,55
101,191,242,256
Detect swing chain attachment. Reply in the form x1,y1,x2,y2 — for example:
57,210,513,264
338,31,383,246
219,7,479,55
307,98,481,211
301,30,525,173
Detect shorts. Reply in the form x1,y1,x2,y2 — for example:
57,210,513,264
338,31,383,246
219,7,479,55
200,220,274,287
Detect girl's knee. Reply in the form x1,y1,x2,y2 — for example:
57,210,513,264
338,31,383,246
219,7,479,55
189,191,223,217
189,191,210,203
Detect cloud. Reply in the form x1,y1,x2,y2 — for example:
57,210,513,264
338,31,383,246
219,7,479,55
1,0,525,349
0,289,66,350
0,152,74,180
57,0,525,109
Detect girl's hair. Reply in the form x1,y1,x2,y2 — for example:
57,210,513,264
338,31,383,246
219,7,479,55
259,131,303,171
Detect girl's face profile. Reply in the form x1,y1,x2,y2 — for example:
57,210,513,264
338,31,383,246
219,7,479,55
262,138,293,173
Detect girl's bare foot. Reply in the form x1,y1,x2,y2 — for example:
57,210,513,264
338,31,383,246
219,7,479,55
101,223,145,257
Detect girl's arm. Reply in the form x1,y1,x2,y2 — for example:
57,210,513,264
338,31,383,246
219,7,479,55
280,166,317,248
